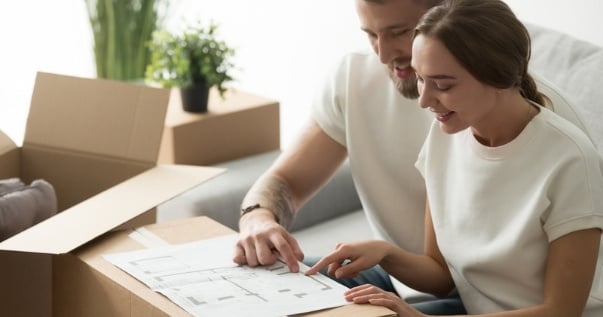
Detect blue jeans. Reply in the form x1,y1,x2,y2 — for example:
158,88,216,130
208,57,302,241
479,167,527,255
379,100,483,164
303,257,467,315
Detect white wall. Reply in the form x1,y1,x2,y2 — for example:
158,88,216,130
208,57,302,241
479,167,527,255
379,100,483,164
0,0,93,146
1,0,601,148
505,0,603,46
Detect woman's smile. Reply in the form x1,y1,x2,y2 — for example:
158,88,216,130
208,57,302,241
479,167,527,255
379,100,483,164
429,108,454,122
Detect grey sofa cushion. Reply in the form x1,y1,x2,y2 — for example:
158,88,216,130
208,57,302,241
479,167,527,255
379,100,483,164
528,23,603,152
158,150,361,232
0,178,58,241
158,151,279,229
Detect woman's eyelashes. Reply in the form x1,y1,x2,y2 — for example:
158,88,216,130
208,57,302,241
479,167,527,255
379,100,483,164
416,75,452,92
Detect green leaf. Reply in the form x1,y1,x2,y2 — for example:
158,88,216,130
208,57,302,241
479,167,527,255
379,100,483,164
144,20,236,97
85,0,168,81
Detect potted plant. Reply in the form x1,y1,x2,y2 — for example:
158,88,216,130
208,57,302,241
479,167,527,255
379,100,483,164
145,21,236,113
85,0,169,81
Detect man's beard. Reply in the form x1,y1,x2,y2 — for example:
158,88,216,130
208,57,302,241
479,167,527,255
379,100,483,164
388,67,419,99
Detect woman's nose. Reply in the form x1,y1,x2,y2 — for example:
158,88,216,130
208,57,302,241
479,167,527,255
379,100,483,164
417,85,430,109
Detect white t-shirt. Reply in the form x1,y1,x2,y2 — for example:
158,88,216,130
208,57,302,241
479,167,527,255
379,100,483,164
311,50,594,299
416,106,603,315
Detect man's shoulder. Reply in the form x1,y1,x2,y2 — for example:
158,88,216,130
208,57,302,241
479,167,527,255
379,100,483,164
335,49,383,71
329,49,393,88
340,48,377,59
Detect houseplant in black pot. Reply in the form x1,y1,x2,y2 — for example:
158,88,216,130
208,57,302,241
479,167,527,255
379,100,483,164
145,21,235,113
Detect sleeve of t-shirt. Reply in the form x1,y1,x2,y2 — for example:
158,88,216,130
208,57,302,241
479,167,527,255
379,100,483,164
311,54,351,147
542,140,603,242
415,140,427,180
415,122,438,180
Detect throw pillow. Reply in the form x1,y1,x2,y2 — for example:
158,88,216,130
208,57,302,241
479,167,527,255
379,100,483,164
0,178,58,241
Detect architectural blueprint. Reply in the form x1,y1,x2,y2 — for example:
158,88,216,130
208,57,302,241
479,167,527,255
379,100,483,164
103,233,350,316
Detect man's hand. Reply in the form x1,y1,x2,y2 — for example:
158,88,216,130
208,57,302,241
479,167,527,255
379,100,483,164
233,209,305,272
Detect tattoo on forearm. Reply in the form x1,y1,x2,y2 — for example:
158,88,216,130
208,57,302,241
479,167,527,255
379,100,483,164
242,174,295,228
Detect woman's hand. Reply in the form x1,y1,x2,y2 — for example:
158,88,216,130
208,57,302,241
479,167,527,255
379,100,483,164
345,284,426,317
305,240,392,278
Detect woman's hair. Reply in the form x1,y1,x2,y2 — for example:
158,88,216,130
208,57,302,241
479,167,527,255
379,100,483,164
414,0,548,106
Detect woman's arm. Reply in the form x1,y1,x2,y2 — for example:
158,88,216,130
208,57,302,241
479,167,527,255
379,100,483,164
348,223,601,317
305,200,456,297
465,228,601,317
380,200,456,297
522,228,600,317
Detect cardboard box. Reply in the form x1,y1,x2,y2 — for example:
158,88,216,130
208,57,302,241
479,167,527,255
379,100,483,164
158,88,280,165
55,216,395,317
0,72,224,316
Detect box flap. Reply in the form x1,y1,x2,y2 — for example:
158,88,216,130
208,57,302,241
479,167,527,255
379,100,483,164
0,164,225,254
0,129,17,155
0,130,19,179
23,72,170,163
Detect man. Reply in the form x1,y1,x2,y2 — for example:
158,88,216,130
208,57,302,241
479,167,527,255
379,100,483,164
233,0,591,314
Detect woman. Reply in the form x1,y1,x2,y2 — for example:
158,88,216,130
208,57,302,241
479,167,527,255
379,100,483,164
305,0,603,316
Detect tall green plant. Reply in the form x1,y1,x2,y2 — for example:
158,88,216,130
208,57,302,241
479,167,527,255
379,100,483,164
85,0,168,81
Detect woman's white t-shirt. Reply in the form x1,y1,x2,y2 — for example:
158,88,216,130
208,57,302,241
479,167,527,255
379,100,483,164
416,106,603,315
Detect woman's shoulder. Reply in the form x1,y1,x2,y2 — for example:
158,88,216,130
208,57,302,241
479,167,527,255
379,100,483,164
536,107,600,159
533,72,592,138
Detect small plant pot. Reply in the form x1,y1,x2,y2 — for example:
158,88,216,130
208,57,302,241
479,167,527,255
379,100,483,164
180,81,210,113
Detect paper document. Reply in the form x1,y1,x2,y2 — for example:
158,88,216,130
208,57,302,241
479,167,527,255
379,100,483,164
103,233,350,316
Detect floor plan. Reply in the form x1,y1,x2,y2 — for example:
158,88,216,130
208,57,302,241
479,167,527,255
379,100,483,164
104,233,350,316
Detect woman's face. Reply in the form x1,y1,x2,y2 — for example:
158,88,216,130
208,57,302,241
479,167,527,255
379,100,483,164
411,34,499,135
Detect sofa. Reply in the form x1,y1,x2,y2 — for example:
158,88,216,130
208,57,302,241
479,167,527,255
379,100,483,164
157,22,603,257
157,150,368,256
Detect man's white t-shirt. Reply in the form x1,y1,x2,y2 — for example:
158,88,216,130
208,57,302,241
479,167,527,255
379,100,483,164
311,50,594,299
415,106,603,315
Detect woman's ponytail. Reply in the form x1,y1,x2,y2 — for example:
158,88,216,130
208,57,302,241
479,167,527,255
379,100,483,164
520,73,550,108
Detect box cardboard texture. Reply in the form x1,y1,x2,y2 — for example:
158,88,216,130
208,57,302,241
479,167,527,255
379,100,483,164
0,72,224,317
158,88,280,165
61,216,395,317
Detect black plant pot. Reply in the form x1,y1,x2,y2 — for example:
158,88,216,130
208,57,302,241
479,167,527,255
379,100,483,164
180,81,210,113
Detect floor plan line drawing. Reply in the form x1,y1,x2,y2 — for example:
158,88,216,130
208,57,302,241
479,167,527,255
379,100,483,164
103,233,351,316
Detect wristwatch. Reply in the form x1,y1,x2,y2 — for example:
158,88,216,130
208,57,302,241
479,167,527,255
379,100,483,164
240,204,280,223
240,203,262,217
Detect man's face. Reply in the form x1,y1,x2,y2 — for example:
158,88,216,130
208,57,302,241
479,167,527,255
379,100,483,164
355,0,429,98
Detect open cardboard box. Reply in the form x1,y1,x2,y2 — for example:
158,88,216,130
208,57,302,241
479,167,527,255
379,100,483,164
0,72,224,316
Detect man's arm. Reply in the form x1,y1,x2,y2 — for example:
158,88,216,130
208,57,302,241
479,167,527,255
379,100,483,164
234,119,348,272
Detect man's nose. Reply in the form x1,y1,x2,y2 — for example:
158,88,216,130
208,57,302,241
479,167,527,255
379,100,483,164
377,37,398,64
